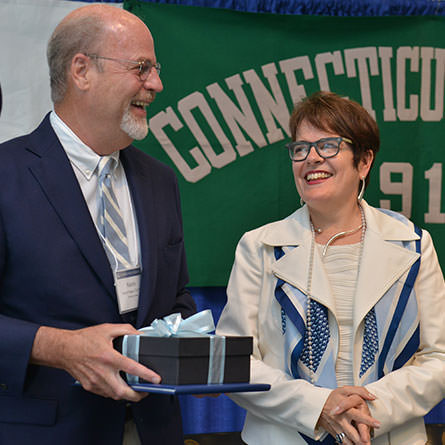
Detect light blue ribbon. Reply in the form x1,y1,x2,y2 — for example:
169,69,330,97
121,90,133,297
122,310,226,384
208,335,226,384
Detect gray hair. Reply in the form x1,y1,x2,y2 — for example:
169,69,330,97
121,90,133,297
47,15,105,104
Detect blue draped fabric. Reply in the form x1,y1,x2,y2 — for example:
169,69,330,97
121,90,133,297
66,0,445,434
133,0,445,15
70,0,445,15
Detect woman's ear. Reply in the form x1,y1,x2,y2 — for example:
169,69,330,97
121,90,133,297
359,149,374,178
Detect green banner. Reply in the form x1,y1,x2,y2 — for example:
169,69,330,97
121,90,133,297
125,0,444,286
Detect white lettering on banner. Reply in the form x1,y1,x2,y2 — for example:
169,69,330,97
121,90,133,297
149,107,211,183
344,47,379,119
397,46,419,121
379,47,397,121
279,55,313,105
380,162,413,217
177,92,236,169
420,48,445,121
150,61,293,181
149,45,445,190
425,163,445,223
243,63,290,144
206,75,267,156
315,51,345,94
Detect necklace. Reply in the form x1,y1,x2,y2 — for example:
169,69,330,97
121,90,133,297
306,205,366,383
321,224,363,257
312,217,364,257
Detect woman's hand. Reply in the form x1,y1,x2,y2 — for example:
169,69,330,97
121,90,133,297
316,386,380,445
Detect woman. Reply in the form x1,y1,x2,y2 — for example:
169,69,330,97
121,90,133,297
216,91,445,445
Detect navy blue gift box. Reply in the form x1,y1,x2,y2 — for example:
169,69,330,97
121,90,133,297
116,335,253,385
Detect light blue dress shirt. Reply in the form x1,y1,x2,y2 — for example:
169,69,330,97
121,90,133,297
50,111,141,270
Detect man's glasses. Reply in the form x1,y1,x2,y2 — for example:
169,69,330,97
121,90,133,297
86,54,161,81
286,136,353,162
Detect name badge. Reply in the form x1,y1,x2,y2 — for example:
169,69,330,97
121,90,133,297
114,267,141,314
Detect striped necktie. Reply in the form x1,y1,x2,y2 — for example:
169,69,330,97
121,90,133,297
97,156,131,270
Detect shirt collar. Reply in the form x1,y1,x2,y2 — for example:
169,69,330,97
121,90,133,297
50,110,120,180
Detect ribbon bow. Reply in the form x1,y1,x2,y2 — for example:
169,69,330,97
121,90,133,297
139,309,215,337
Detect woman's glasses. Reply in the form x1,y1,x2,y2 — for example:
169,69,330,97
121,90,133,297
286,136,353,162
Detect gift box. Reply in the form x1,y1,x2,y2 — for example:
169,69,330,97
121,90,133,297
126,335,252,385
117,310,253,385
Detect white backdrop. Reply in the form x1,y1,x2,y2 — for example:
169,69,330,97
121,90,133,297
0,0,121,143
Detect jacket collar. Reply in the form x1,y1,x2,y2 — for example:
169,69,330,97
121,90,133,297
25,115,116,299
266,201,420,322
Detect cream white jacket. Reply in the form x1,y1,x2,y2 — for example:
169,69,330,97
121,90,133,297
216,201,445,445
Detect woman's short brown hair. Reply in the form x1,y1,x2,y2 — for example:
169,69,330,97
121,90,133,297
289,91,380,186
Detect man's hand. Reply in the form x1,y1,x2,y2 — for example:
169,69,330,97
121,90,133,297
317,386,380,445
31,324,161,402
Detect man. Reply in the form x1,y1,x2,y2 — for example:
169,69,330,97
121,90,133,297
0,4,195,444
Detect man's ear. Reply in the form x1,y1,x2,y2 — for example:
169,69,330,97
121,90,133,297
70,53,92,91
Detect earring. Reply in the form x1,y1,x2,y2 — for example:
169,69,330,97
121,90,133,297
300,196,304,206
358,176,366,201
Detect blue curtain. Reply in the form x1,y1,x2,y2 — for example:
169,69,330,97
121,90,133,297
132,0,445,15
71,0,445,15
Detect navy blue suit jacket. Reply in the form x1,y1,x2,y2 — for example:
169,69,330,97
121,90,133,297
0,114,196,444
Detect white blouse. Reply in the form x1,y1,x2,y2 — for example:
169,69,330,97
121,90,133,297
318,243,361,387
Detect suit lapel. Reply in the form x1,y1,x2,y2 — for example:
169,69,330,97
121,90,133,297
353,204,420,331
26,115,115,299
267,207,337,316
120,148,157,328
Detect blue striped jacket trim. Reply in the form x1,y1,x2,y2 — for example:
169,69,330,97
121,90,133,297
274,247,305,378
377,224,422,378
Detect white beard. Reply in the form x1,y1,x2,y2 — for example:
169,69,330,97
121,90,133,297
120,106,149,140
